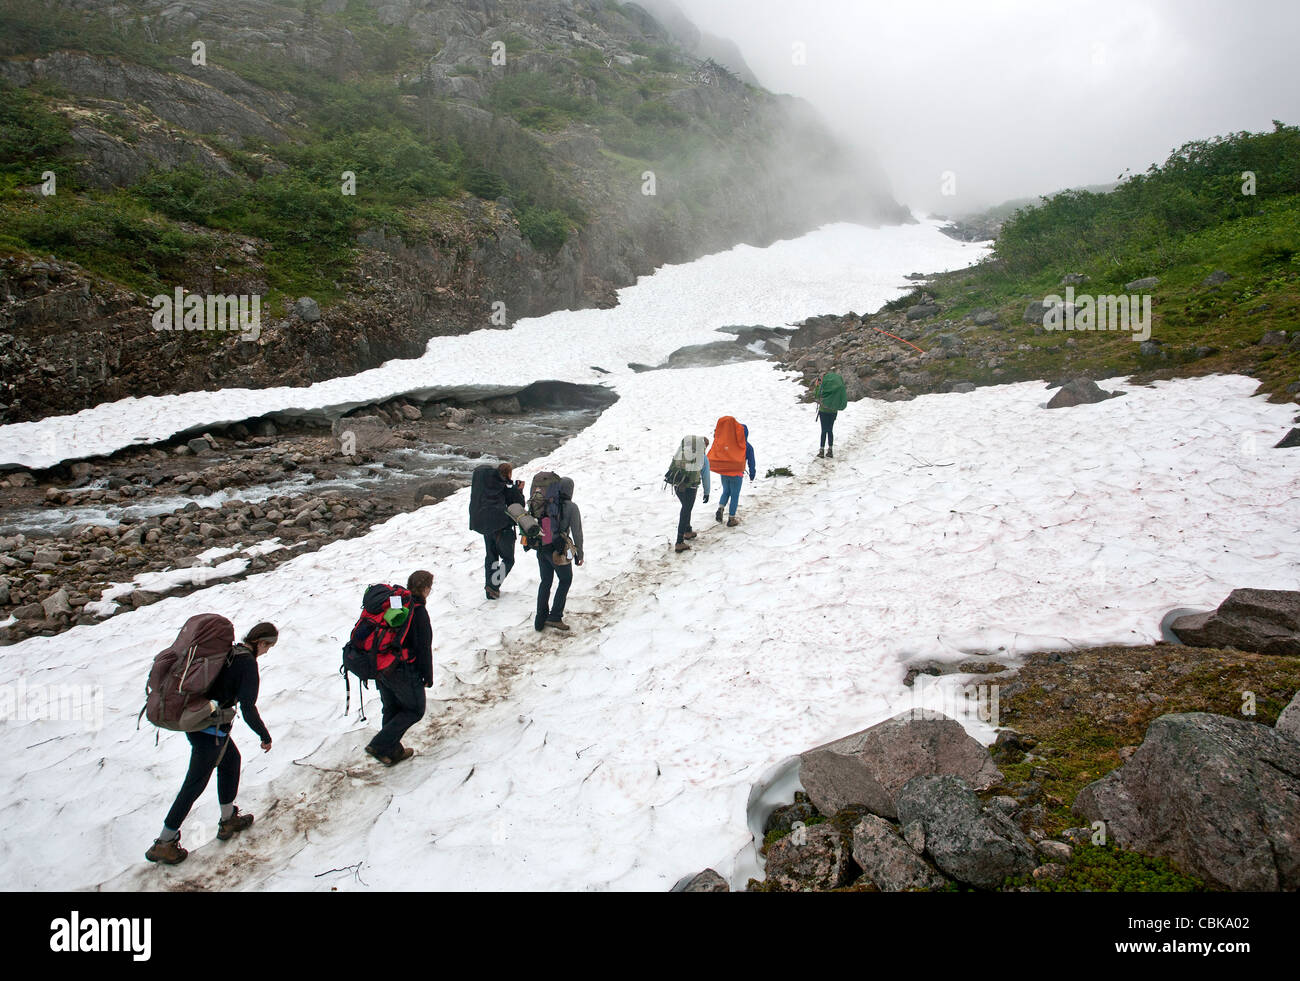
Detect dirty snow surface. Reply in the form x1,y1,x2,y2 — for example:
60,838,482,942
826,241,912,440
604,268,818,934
2,221,1298,892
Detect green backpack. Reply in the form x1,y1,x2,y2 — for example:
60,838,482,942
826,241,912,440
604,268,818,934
664,435,707,490
818,372,848,412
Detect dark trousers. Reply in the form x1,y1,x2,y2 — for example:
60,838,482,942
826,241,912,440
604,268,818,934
676,485,697,544
370,662,426,756
484,527,516,590
536,548,573,622
164,730,241,831
819,411,837,449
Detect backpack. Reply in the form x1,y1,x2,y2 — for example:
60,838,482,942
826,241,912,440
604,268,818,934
706,417,747,476
522,472,562,551
140,613,237,733
468,464,507,534
818,372,848,412
664,435,707,491
340,583,414,718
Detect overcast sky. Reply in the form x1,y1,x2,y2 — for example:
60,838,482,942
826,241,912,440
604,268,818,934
673,0,1300,214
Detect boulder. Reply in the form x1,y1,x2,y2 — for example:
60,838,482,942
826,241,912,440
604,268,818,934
895,775,1038,890
1170,588,1300,656
1046,378,1121,409
483,395,523,415
1125,276,1160,291
851,814,946,892
41,588,72,619
1277,692,1300,743
1277,429,1300,449
186,436,213,455
1202,270,1232,287
973,310,999,326
396,403,422,421
799,712,1002,819
411,479,460,507
293,296,322,322
679,869,729,893
1260,331,1287,347
1060,273,1089,286
332,415,393,456
762,824,853,891
1073,713,1300,891
906,303,941,321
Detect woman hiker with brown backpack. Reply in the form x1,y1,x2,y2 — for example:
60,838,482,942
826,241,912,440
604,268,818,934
145,622,278,866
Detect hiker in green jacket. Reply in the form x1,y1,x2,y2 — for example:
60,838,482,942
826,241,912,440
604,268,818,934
814,372,848,458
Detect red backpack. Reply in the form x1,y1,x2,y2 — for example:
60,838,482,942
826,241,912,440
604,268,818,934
340,584,414,718
141,614,236,732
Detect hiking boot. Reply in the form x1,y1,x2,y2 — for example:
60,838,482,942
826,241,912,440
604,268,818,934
365,744,394,766
485,587,500,600
727,516,739,527
145,837,188,866
217,807,254,841
675,542,691,553
683,531,697,540
545,619,571,631
817,448,825,458
827,448,834,459
390,746,415,765
715,507,723,523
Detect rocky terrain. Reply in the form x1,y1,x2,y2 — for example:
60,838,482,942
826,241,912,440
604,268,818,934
0,0,905,422
680,618,1300,892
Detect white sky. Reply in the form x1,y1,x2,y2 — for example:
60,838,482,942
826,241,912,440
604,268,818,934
673,0,1300,212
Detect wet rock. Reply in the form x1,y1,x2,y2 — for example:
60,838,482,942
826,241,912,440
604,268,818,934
1276,430,1300,449
1074,712,1300,891
763,824,853,891
799,712,1003,820
1170,588,1300,656
763,801,817,837
896,775,1037,890
332,415,392,456
851,814,946,892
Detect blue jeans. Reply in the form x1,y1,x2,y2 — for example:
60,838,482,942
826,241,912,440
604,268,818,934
719,475,743,516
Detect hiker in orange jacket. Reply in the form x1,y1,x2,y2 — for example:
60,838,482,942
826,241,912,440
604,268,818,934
706,418,755,527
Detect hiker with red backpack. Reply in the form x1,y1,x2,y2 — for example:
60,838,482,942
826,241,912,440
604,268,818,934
470,462,527,601
531,476,584,632
145,620,278,866
362,571,433,766
707,417,756,527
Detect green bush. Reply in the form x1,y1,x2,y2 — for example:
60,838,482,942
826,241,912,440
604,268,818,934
0,81,72,184
518,205,568,252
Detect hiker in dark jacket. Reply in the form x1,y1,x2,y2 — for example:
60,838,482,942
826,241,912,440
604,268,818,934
366,570,433,767
471,463,527,600
535,477,584,633
146,622,277,866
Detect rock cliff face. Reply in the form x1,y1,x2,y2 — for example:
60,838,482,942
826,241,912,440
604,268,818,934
0,0,906,423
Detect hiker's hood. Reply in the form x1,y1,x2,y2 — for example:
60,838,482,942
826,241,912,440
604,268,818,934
678,435,707,459
559,477,575,500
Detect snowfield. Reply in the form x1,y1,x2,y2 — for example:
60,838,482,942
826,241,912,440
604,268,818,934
0,220,983,471
1,222,1298,892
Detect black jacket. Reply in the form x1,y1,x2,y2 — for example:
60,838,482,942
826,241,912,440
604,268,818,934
208,644,271,743
405,595,434,687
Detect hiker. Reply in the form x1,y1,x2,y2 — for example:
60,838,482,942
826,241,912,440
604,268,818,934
146,622,277,866
534,477,584,632
665,436,710,553
470,462,527,600
365,570,433,766
814,371,848,458
707,417,756,527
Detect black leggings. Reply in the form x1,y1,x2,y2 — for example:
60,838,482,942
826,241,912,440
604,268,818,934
819,411,837,449
537,549,573,621
164,731,241,831
676,485,697,544
484,527,516,590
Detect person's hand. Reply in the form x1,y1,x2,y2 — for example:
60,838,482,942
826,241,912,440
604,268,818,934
576,557,584,567
515,480,524,490
424,678,433,689
261,740,272,753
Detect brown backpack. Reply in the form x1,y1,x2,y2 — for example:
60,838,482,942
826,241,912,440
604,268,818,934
141,614,237,732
